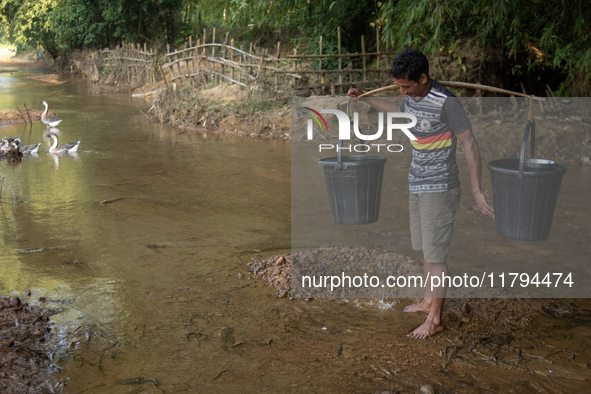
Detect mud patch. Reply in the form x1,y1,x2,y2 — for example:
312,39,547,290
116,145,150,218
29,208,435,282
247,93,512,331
245,248,591,391
26,74,67,84
0,109,58,125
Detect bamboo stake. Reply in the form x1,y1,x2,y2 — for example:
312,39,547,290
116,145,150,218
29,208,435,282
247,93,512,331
203,29,207,55
376,27,380,76
230,38,235,80
239,44,244,84
16,107,27,124
184,42,189,82
319,35,323,86
23,104,32,123
275,41,280,85
338,27,343,94
361,35,367,82
222,32,229,81
212,28,216,58
293,48,298,87
249,42,253,78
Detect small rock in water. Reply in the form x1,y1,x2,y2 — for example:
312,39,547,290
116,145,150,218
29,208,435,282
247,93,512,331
237,272,243,279
461,303,470,315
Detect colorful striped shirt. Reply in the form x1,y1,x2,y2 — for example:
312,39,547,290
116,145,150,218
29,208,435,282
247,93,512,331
399,80,471,193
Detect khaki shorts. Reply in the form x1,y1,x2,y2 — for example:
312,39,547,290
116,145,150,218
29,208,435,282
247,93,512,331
409,188,461,263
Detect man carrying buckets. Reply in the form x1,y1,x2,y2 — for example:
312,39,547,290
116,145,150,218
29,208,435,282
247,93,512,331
348,49,495,339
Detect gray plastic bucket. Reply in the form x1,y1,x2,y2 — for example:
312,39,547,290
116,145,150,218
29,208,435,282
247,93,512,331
319,141,387,225
488,120,566,241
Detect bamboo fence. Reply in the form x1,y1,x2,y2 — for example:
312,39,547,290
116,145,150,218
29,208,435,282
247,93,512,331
163,27,396,94
99,43,158,86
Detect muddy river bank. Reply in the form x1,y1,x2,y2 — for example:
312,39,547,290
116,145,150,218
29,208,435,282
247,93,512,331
0,58,590,393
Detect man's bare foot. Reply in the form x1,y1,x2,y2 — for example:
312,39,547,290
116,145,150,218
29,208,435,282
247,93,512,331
403,300,431,313
407,318,444,339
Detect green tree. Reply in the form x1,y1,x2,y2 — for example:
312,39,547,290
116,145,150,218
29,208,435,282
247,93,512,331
379,0,591,73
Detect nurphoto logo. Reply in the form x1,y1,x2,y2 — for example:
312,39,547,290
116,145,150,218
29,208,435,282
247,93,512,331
302,107,418,153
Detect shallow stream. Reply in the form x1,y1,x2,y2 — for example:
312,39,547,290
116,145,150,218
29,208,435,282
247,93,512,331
1,68,590,393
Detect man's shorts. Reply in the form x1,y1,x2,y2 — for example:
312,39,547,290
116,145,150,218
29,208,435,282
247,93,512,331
409,188,461,263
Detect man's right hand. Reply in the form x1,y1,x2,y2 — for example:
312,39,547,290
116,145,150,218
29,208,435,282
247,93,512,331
347,88,368,102
347,88,363,97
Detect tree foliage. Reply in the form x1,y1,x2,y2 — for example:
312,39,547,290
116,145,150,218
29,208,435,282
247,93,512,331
1,0,590,89
379,0,591,73
1,0,186,55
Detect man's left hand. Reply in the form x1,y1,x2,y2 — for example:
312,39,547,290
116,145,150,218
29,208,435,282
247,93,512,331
473,190,495,219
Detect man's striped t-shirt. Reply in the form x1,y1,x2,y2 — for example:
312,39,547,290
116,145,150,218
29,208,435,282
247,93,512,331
399,80,471,194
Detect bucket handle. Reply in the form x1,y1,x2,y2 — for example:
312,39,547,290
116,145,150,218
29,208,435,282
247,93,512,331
518,119,535,179
336,101,366,169
336,137,366,169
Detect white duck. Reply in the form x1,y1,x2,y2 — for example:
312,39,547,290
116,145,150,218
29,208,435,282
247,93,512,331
13,138,41,154
46,132,80,153
0,137,11,152
40,101,63,127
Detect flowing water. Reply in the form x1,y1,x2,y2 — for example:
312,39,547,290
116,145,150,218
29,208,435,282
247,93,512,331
1,68,590,393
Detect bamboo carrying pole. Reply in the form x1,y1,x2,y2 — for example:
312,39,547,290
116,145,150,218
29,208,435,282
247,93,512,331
357,81,543,99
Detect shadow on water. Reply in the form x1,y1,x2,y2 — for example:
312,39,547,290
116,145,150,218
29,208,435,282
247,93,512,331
0,69,590,393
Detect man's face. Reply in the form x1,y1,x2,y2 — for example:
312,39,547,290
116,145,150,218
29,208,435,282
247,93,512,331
394,74,429,98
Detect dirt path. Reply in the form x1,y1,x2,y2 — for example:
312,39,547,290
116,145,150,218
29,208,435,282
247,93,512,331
0,45,46,68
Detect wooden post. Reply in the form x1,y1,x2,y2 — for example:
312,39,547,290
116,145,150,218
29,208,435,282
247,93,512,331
361,35,367,82
203,29,207,55
275,41,280,85
167,43,174,80
223,33,229,81
189,37,193,79
195,39,201,75
224,32,229,58
184,42,189,82
239,44,244,84
249,42,253,77
212,27,216,58
256,49,267,81
319,35,324,86
176,51,182,84
337,27,343,94
230,38,235,80
293,48,298,87
376,26,380,76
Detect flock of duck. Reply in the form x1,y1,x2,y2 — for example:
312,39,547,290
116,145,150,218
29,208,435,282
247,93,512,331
0,100,80,159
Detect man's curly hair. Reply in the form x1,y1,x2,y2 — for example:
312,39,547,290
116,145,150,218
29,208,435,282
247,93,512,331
389,49,429,82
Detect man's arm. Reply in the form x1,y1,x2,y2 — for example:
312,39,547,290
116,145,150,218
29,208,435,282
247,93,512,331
347,88,401,113
455,128,495,219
